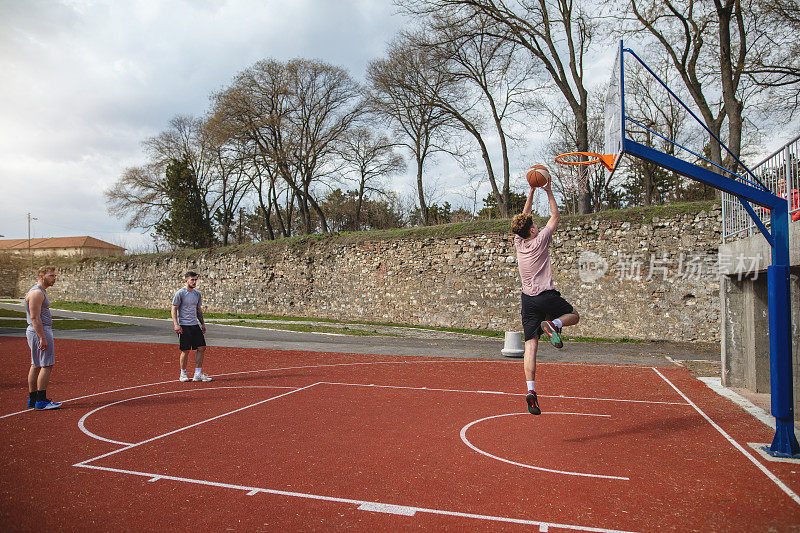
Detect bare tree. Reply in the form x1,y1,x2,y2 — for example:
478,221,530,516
746,0,800,116
141,116,218,223
405,15,535,217
211,59,362,235
202,119,252,246
339,127,405,230
209,59,300,238
106,115,218,237
105,163,168,231
400,0,598,214
367,38,455,225
287,59,363,233
622,0,776,176
624,61,703,205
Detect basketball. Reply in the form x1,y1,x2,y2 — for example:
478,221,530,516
526,164,550,188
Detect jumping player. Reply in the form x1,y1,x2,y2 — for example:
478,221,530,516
25,266,62,410
511,172,580,415
171,271,212,382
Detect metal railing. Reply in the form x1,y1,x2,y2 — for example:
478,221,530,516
722,134,800,243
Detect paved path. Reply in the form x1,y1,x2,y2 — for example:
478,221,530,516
0,301,719,365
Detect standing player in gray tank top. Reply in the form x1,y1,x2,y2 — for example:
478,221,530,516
25,266,62,410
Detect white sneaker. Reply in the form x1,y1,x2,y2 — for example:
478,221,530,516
180,374,190,382
193,373,212,382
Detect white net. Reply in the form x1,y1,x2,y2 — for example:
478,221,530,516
553,154,592,194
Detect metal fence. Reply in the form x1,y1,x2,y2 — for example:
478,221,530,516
722,134,800,243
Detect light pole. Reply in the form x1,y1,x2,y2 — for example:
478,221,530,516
28,212,38,270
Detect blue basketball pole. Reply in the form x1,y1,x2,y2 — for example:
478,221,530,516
622,140,799,457
767,203,799,457
610,41,798,456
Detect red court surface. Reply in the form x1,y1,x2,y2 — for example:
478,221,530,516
2,336,800,531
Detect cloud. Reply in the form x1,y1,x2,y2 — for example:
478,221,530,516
0,0,406,242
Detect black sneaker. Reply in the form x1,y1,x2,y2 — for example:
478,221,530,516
526,391,541,415
541,321,563,349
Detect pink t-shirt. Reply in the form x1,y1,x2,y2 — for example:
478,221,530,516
514,225,555,296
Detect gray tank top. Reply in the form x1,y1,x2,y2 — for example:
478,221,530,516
25,285,52,327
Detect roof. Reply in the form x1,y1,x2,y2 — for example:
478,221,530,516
0,236,125,251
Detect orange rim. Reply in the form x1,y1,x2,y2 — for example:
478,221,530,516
555,152,615,171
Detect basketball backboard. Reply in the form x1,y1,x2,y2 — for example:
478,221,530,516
603,42,623,176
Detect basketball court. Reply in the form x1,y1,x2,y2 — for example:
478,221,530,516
2,336,800,531
2,38,798,531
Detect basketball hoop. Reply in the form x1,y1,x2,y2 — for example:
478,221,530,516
554,152,616,194
555,152,616,171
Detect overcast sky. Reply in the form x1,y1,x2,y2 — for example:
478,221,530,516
0,0,417,251
1,1,796,253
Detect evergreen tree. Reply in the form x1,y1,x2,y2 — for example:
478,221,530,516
478,191,526,219
155,159,216,249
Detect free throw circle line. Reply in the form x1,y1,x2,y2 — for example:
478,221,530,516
78,385,298,446
460,412,630,481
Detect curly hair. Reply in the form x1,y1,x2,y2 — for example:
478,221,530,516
511,213,534,238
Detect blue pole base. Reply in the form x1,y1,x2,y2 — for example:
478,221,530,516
766,418,800,458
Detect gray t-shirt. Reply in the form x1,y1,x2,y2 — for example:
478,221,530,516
172,288,202,326
25,285,52,327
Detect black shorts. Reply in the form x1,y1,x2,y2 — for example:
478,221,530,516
521,290,575,341
178,324,206,351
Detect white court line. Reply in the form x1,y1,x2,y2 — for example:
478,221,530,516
652,367,800,507
318,381,688,405
0,359,680,420
697,377,795,437
72,463,638,533
74,383,318,467
78,386,298,446
68,374,644,531
460,412,629,481
0,360,479,420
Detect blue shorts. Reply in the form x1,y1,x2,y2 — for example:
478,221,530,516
27,326,55,367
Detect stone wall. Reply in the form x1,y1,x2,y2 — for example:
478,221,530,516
14,202,723,342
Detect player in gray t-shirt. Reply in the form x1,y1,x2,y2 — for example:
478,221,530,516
171,271,211,382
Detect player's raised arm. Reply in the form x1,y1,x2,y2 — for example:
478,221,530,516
543,178,559,232
523,186,534,215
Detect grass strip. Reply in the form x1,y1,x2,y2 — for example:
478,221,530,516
0,309,26,318
51,301,171,319
228,321,390,336
48,301,648,343
0,319,132,330
50,301,501,336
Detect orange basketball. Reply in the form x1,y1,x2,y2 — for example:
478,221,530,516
526,164,550,188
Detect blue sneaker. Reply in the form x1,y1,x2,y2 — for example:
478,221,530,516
34,399,62,410
27,397,35,409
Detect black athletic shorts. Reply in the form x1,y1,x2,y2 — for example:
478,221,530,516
521,289,574,341
178,324,206,351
